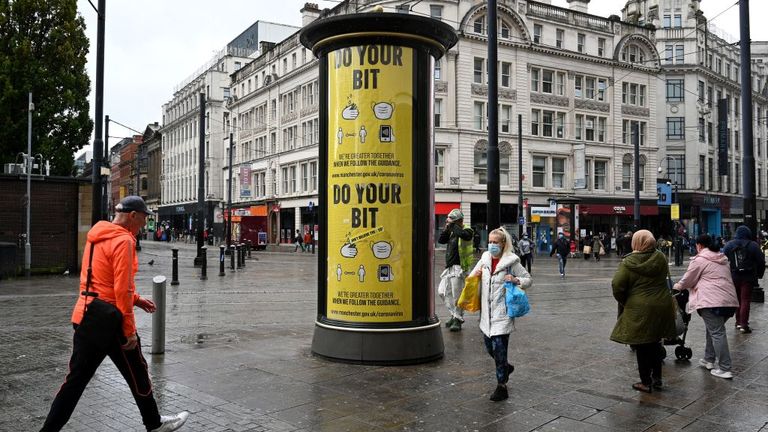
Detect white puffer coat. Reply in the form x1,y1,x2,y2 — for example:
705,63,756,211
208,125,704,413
471,251,532,337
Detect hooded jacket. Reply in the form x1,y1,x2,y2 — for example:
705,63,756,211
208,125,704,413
470,251,532,337
71,221,141,338
722,225,766,282
675,248,739,314
610,250,677,344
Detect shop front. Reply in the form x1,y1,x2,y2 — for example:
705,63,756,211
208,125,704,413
578,200,659,250
434,202,460,247
157,201,215,238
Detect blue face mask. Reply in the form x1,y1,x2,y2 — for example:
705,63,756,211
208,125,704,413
489,244,502,256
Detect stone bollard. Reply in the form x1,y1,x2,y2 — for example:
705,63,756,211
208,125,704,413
219,245,226,277
236,244,243,269
151,275,166,355
171,248,179,286
200,246,208,280
230,245,236,270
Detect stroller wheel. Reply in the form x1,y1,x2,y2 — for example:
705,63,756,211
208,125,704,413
684,347,693,360
674,346,685,360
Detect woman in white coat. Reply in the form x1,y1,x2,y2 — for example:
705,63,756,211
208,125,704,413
470,226,532,401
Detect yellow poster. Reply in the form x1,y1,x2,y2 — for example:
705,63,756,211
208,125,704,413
671,203,680,220
326,45,413,322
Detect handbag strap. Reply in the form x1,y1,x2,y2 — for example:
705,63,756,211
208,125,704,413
81,242,98,314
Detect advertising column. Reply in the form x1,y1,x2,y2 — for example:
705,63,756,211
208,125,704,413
301,13,457,364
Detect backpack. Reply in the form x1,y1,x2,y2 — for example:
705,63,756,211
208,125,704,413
730,243,754,273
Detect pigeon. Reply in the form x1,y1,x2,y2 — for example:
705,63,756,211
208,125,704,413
62,269,70,276
147,260,155,266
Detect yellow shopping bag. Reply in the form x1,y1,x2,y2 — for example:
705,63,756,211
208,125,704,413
457,275,481,313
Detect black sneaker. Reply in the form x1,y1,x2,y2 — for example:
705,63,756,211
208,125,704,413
505,364,515,383
740,326,752,334
445,317,455,328
490,384,508,402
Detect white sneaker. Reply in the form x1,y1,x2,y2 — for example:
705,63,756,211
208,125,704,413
710,369,733,379
151,412,190,432
698,359,715,370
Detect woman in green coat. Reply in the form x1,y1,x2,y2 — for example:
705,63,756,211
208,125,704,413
610,230,677,393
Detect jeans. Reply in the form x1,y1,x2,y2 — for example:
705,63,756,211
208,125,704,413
557,254,567,275
41,328,160,431
700,308,732,371
630,341,663,385
483,334,511,384
733,278,753,327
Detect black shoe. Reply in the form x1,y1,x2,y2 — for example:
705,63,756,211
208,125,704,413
490,384,508,402
652,379,663,390
445,317,455,328
505,364,515,383
740,326,752,334
449,319,462,332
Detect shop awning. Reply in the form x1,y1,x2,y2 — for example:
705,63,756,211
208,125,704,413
579,204,658,216
435,202,460,215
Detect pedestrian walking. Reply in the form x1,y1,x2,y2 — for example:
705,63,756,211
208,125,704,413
722,225,765,333
473,227,481,254
517,234,533,272
294,229,304,252
592,234,605,261
550,232,570,278
469,226,531,402
41,196,189,432
610,230,677,393
673,234,739,379
437,209,474,332
303,230,312,252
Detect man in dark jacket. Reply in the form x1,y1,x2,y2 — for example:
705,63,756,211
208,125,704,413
550,232,570,278
438,209,474,332
722,225,766,333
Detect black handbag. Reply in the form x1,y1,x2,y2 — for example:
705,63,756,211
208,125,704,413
76,243,124,349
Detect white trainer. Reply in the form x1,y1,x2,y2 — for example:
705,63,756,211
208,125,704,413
698,359,715,370
151,411,190,432
710,369,733,379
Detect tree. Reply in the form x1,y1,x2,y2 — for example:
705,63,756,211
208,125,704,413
0,0,93,176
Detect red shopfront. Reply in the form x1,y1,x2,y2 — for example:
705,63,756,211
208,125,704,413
579,202,659,241
434,202,460,246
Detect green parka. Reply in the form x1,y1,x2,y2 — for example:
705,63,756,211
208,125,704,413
610,250,677,345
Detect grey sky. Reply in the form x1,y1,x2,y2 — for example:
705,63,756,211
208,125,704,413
74,0,764,158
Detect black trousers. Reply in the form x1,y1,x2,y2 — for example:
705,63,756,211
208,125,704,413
41,326,161,432
631,341,663,385
520,254,532,272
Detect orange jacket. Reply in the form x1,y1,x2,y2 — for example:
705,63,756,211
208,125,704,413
71,221,140,337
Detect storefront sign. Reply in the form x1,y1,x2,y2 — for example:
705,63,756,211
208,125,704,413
671,203,680,220
657,182,672,206
326,44,413,322
531,205,556,218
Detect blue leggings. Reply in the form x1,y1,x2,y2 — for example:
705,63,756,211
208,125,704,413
483,334,511,384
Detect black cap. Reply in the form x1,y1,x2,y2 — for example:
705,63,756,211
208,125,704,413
115,195,153,216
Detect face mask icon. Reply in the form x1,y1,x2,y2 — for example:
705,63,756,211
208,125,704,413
372,102,393,120
371,241,392,259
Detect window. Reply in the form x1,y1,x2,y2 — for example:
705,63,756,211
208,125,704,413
622,155,632,190
474,102,485,130
435,148,445,184
531,109,540,136
698,80,705,102
622,120,647,146
622,45,645,64
500,22,510,39
594,161,606,190
673,14,682,27
281,167,288,194
556,29,564,48
532,156,546,187
292,53,297,69
501,62,511,87
735,163,740,194
290,165,296,193
663,14,671,27
310,162,317,191
726,63,731,80
598,38,605,57
473,57,484,84
473,16,484,34
622,82,646,106
666,155,685,188
531,68,539,92
575,76,582,98
556,72,565,96
501,105,512,133
575,75,605,100
301,163,308,192
665,45,674,64
556,112,565,138
234,61,242,71
699,155,706,190
430,5,443,20
575,114,607,142
542,70,553,93
533,24,542,44
666,79,684,102
577,33,585,53
552,158,565,188
434,59,441,80
675,45,684,63
716,58,722,74
542,111,553,136
434,99,442,128
667,117,685,140
474,148,486,184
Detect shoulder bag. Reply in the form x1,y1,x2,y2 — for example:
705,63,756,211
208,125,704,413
76,242,125,349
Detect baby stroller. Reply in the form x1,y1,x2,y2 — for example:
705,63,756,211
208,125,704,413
663,286,693,360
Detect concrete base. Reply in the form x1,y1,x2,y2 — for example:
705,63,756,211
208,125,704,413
312,322,444,365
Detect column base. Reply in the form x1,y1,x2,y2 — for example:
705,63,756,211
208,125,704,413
312,321,444,365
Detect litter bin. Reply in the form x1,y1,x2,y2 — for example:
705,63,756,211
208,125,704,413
0,242,18,279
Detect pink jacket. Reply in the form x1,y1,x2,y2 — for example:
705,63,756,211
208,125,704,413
675,249,739,314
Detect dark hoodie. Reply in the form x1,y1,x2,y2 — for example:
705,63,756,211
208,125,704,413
723,225,766,282
71,221,140,338
610,250,677,344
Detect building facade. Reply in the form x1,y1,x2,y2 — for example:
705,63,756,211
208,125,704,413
159,21,299,237
225,0,662,249
142,123,162,230
624,0,768,238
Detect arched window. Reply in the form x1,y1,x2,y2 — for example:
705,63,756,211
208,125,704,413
473,16,485,34
621,154,647,190
621,44,646,65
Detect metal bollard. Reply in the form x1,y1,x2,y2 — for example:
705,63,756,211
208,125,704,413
247,240,252,258
171,248,179,286
219,245,226,276
200,246,208,280
230,245,236,270
236,244,243,269
151,275,166,354
240,243,246,268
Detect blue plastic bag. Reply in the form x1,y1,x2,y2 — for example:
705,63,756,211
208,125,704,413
505,281,530,318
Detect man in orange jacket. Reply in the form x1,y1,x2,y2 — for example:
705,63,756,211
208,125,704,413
41,196,189,432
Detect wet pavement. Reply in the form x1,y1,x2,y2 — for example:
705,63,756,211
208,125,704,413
1,241,767,431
